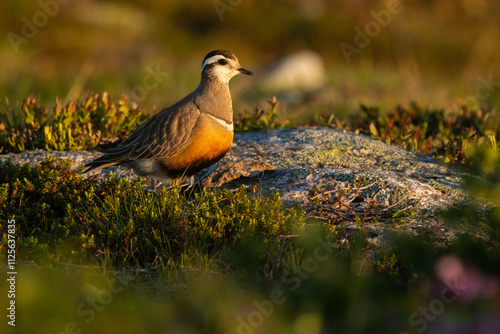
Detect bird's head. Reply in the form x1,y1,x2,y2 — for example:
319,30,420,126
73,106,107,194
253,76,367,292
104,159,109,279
201,50,253,84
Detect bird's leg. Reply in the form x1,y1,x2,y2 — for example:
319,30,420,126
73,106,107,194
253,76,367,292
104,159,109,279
153,178,162,192
179,176,195,193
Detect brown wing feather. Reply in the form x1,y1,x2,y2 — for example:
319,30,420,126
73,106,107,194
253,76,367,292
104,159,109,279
83,98,201,173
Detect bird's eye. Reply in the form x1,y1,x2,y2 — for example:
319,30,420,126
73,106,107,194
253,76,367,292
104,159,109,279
218,59,228,65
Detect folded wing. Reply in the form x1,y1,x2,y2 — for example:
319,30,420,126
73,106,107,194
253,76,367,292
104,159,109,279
83,100,201,173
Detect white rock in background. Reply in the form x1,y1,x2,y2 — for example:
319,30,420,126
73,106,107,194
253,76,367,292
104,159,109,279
259,50,326,92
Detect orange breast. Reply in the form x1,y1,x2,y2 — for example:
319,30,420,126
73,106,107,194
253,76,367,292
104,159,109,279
159,115,233,177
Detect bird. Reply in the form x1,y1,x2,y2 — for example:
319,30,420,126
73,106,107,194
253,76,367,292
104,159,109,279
82,50,253,187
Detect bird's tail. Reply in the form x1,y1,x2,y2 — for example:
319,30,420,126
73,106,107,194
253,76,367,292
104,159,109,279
82,160,118,174
81,149,129,174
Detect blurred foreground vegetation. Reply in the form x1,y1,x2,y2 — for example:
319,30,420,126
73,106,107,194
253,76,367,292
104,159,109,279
1,140,500,333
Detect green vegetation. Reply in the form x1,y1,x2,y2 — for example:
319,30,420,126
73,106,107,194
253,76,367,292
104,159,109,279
0,92,148,153
0,159,304,269
234,96,287,132
327,103,500,166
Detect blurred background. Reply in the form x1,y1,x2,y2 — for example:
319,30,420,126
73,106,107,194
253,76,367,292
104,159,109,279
1,0,499,122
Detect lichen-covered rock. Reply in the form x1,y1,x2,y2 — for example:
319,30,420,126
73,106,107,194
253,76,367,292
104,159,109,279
202,127,470,244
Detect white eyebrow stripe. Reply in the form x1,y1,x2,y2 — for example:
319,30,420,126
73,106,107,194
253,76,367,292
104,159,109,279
201,55,226,72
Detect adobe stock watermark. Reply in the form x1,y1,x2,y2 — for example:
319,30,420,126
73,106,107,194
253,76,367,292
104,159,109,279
7,0,71,54
48,271,131,334
463,73,500,109
128,65,169,102
6,219,17,327
339,0,410,64
212,0,243,21
399,277,466,333
226,237,335,334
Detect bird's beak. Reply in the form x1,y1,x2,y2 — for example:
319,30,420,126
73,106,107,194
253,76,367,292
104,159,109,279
238,68,253,76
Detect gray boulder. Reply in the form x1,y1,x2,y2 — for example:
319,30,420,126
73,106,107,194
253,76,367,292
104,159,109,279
201,127,472,245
